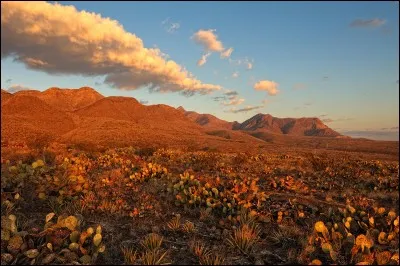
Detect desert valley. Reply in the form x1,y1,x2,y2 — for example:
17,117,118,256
1,86,399,265
1,1,399,266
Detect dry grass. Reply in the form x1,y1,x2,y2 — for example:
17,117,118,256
167,216,181,231
227,223,261,255
141,233,163,251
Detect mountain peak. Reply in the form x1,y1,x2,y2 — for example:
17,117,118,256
177,106,186,112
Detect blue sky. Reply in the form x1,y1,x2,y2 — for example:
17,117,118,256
1,1,399,140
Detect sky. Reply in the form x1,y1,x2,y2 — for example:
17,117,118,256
1,1,399,140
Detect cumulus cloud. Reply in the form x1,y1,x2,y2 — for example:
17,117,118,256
228,105,264,113
220,47,233,59
254,80,279,96
161,17,180,33
192,29,224,52
139,100,149,104
1,1,221,96
350,18,386,28
197,52,211,66
232,71,239,78
6,84,36,93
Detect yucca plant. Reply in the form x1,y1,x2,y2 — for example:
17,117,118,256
183,220,195,233
189,240,210,258
141,233,163,251
227,223,260,254
199,252,225,265
140,249,170,265
167,216,181,231
121,246,138,264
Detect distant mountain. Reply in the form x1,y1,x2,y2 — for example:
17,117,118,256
179,108,235,130
235,113,341,137
182,111,341,138
2,87,354,153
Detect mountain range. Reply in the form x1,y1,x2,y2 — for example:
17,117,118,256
4,86,387,154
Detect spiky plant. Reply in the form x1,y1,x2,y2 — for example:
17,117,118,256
183,220,195,233
167,216,181,231
227,223,260,255
121,246,138,264
140,249,170,265
141,233,163,251
238,209,257,227
199,252,225,265
189,240,210,258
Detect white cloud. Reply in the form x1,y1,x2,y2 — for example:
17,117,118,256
192,29,233,64
162,17,180,33
227,105,264,113
6,84,35,93
220,47,233,59
192,29,224,52
229,57,253,70
350,18,386,28
232,71,239,78
222,97,245,106
197,52,211,66
254,80,279,96
1,1,221,95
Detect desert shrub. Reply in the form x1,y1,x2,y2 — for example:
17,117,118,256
71,142,101,153
307,152,333,172
26,134,54,152
135,147,157,158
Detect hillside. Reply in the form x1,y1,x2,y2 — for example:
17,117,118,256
179,107,235,130
1,95,76,142
1,89,13,103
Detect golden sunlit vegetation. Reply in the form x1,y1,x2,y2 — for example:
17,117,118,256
1,146,399,265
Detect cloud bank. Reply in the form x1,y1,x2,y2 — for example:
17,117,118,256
1,1,221,95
